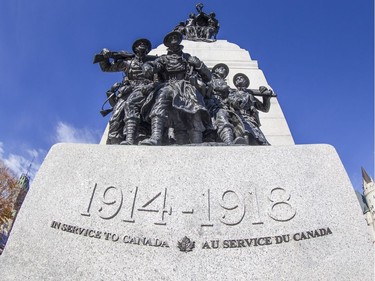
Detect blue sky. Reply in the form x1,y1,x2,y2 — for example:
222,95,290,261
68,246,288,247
0,0,373,191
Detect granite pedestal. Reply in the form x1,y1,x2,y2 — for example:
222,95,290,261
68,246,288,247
0,144,373,280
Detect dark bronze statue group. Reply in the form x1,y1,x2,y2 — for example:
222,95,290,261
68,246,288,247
173,3,219,42
95,8,276,146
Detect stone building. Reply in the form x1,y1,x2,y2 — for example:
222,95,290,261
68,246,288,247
356,168,375,245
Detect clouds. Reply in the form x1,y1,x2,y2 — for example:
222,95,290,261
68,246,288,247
54,121,100,144
0,142,44,180
0,121,101,180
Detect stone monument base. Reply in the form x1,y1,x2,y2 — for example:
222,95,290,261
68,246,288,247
0,144,373,280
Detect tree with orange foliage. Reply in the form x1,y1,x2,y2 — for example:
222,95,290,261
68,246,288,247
0,161,19,254
0,162,18,224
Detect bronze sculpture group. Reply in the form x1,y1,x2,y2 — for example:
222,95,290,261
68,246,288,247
173,3,219,42
95,31,276,146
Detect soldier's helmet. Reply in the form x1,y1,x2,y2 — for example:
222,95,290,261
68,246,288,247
163,31,183,48
132,38,152,54
212,63,229,78
233,73,250,88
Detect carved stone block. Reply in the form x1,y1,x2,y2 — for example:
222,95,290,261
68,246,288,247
0,144,373,280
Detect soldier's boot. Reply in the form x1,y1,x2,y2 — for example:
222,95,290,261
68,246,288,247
120,119,138,145
219,127,247,145
139,117,164,146
189,130,203,144
174,130,189,145
244,134,254,145
106,137,122,145
219,127,234,144
233,136,247,145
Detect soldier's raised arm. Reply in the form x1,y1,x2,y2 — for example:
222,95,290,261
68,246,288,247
94,48,133,72
188,56,211,82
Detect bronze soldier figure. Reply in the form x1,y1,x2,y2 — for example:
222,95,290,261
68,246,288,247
140,31,211,145
206,12,219,40
99,81,130,144
185,13,197,40
96,39,155,145
228,73,274,145
205,64,246,144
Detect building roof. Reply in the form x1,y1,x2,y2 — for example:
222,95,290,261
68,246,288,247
355,190,369,213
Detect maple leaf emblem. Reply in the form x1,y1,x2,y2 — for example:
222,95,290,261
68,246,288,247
177,236,195,252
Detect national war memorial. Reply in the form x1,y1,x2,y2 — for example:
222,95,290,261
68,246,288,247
0,4,373,281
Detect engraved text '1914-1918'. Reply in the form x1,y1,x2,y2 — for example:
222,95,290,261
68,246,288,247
81,183,296,227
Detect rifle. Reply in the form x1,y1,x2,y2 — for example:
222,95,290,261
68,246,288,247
93,51,135,64
100,108,113,117
100,92,116,117
249,88,277,98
